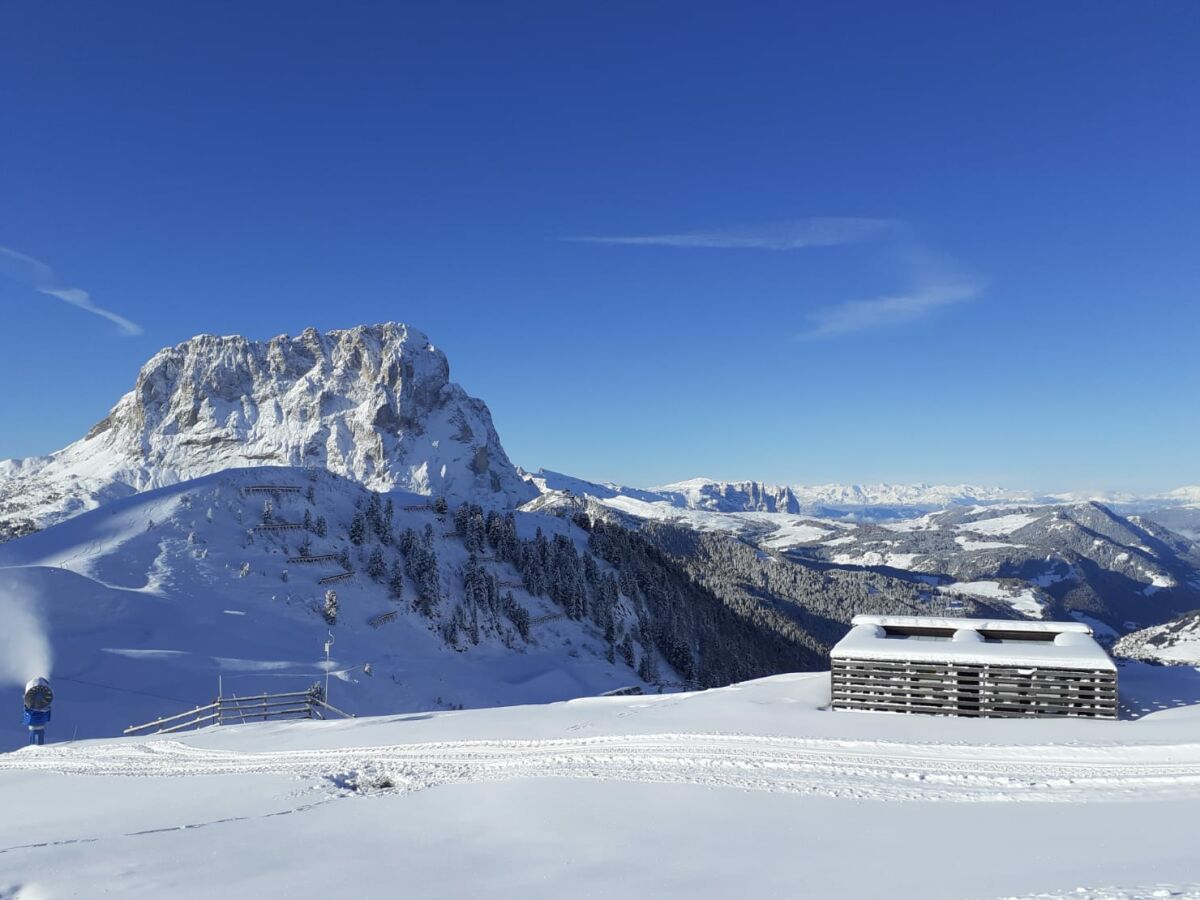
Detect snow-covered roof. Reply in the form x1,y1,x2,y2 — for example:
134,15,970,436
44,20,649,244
832,616,1116,671
850,615,1093,635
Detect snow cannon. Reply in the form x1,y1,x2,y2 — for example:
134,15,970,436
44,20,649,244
22,677,53,746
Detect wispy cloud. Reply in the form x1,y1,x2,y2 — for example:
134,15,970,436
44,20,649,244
799,246,981,339
0,246,143,336
567,215,981,339
564,217,892,250
799,276,980,340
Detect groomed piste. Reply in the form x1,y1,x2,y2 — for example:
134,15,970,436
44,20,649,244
3,668,1200,899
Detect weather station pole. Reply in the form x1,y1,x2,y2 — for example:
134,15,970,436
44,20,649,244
324,631,334,704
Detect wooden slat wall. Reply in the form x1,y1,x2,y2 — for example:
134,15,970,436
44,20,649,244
831,657,1118,719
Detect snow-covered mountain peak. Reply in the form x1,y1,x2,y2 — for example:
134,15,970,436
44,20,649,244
651,479,802,514
1164,485,1200,507
0,323,535,536
643,478,1028,515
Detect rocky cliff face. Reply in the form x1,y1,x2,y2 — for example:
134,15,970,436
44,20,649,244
0,324,535,536
652,479,802,514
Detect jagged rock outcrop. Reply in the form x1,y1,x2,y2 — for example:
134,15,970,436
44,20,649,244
0,323,535,535
652,479,802,514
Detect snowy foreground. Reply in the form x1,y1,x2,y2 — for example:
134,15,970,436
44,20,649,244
4,669,1200,899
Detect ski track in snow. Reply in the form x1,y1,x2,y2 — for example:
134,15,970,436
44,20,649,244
7,732,1200,804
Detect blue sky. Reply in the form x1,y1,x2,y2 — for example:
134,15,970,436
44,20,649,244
1,2,1197,492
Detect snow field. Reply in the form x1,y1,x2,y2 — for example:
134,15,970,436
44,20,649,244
8,728,1200,804
939,580,1048,618
5,670,1200,898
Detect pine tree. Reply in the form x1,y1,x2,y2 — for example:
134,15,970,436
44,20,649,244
366,492,383,538
349,512,366,545
367,548,386,581
405,527,441,615
461,555,486,644
323,589,339,625
454,503,471,537
315,515,328,538
261,500,274,524
465,506,486,555
520,542,546,597
433,496,448,515
618,633,635,668
303,509,314,532
502,591,530,640
305,484,316,503
637,651,659,685
500,512,520,562
388,560,404,600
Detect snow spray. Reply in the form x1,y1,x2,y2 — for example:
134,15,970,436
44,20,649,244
0,577,54,689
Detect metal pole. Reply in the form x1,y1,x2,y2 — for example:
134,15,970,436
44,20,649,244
324,631,334,704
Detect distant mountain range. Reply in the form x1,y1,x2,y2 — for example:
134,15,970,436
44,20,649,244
529,470,1200,520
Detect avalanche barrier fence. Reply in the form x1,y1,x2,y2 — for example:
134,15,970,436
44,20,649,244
124,689,354,736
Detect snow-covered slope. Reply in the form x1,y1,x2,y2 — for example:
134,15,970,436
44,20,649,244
803,504,1200,628
4,666,1200,899
1115,611,1200,665
0,466,662,749
0,323,535,539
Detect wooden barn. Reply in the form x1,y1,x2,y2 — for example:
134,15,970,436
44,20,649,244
830,615,1118,719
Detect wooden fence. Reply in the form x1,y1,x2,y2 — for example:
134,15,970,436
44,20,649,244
124,690,354,736
368,611,399,628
